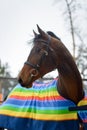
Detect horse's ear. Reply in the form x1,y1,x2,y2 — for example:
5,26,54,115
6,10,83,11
37,24,47,38
33,30,38,37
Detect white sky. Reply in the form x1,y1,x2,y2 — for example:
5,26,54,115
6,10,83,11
0,0,72,77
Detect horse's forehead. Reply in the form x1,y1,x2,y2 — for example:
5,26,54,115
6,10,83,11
33,39,48,47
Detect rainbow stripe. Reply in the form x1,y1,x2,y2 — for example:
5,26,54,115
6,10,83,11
0,79,77,121
78,93,87,124
0,79,87,130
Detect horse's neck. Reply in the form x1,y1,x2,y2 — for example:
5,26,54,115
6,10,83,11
57,54,84,104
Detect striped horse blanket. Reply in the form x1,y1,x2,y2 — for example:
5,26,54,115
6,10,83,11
0,79,87,130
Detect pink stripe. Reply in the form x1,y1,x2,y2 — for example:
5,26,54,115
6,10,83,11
33,78,58,87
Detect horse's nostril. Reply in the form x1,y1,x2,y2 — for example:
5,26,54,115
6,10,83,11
18,78,23,84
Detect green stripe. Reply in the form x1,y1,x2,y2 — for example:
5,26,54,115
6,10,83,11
0,105,77,114
12,86,57,94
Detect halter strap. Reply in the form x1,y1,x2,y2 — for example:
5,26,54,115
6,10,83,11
25,61,40,70
24,35,51,71
69,105,87,111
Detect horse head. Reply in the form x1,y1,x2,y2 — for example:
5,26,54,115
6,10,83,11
18,25,60,87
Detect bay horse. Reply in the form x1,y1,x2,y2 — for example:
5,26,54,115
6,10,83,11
17,25,85,130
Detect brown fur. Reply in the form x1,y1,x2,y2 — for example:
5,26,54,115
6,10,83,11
18,26,84,105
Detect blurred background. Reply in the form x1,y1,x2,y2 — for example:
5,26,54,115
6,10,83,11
0,0,87,101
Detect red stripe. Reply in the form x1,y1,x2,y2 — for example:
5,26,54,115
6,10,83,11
83,119,87,123
9,95,65,101
84,97,87,100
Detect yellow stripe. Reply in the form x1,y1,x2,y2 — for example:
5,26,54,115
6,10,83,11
78,100,87,106
9,91,59,97
0,110,77,121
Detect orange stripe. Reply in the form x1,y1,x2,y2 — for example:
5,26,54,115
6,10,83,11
9,95,64,101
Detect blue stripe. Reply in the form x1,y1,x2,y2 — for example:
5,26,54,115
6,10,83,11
0,115,79,130
32,80,57,89
4,98,75,108
1,99,76,114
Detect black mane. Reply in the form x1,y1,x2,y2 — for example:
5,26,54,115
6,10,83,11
47,31,60,40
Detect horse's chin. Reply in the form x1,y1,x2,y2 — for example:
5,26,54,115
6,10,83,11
19,78,33,88
19,75,33,88
20,82,33,88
